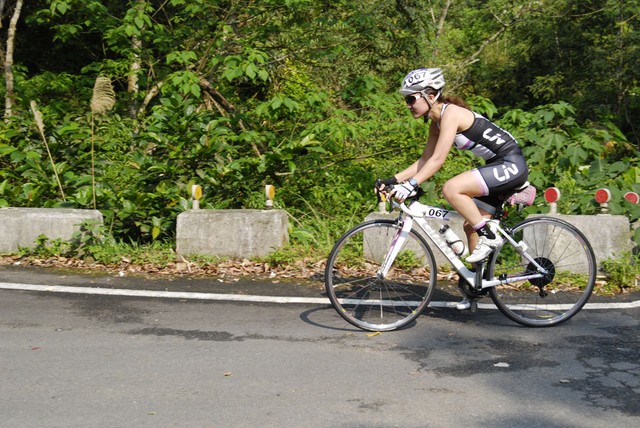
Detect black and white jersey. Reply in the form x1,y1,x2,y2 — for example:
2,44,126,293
442,105,522,160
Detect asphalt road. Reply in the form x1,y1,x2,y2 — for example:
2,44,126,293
1,265,639,427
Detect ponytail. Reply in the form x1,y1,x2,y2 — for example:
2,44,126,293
441,95,469,109
424,87,469,110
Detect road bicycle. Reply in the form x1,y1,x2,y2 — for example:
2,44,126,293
324,183,596,331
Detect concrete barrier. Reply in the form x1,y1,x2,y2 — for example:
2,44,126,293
531,214,633,268
176,209,289,259
0,207,103,253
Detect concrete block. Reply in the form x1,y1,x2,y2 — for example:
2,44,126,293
0,207,103,253
176,209,289,259
529,214,633,269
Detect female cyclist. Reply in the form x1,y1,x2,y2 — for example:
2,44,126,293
377,68,529,309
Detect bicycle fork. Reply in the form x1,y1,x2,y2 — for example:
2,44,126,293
377,216,414,279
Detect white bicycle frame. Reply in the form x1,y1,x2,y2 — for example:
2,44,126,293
379,199,548,290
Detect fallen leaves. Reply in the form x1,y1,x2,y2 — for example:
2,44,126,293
0,254,328,282
0,254,460,291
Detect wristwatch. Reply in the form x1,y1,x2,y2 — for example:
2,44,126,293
408,178,419,188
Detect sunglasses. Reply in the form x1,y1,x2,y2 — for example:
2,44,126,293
405,93,425,106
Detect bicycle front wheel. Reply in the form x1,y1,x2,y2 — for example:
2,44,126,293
487,216,596,327
324,219,437,331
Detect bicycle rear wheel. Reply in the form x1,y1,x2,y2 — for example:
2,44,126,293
487,216,596,327
324,219,437,331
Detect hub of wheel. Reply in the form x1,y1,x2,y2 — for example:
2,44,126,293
527,257,555,288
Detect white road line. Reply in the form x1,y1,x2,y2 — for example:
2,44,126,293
0,282,325,304
1,282,639,310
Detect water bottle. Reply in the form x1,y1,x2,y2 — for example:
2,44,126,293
438,224,467,257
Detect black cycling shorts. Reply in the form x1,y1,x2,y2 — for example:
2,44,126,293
472,154,529,212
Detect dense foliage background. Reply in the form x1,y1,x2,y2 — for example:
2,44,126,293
1,0,639,254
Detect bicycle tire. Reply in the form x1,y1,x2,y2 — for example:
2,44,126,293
487,216,596,327
324,219,437,331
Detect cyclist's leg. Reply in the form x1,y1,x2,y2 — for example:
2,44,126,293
471,155,529,246
464,199,497,253
443,170,504,249
442,170,487,226
446,156,528,307
441,173,493,309
466,156,529,262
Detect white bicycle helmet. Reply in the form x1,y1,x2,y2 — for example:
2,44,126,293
399,68,445,96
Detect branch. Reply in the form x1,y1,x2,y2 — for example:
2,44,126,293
198,77,237,115
137,80,164,117
198,78,260,157
0,0,6,26
134,69,261,156
432,0,452,58
463,6,529,67
436,0,452,39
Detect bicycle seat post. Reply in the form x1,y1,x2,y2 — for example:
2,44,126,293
494,205,508,222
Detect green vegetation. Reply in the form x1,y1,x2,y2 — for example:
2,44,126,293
600,252,640,293
1,1,639,284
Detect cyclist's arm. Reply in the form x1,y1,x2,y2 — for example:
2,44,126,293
395,119,455,184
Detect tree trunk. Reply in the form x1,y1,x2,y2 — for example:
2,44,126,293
127,0,145,117
3,0,23,121
128,34,141,116
432,0,452,58
0,0,8,27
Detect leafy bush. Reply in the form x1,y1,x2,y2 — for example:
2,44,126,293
3,1,639,260
496,101,640,231
600,252,640,293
